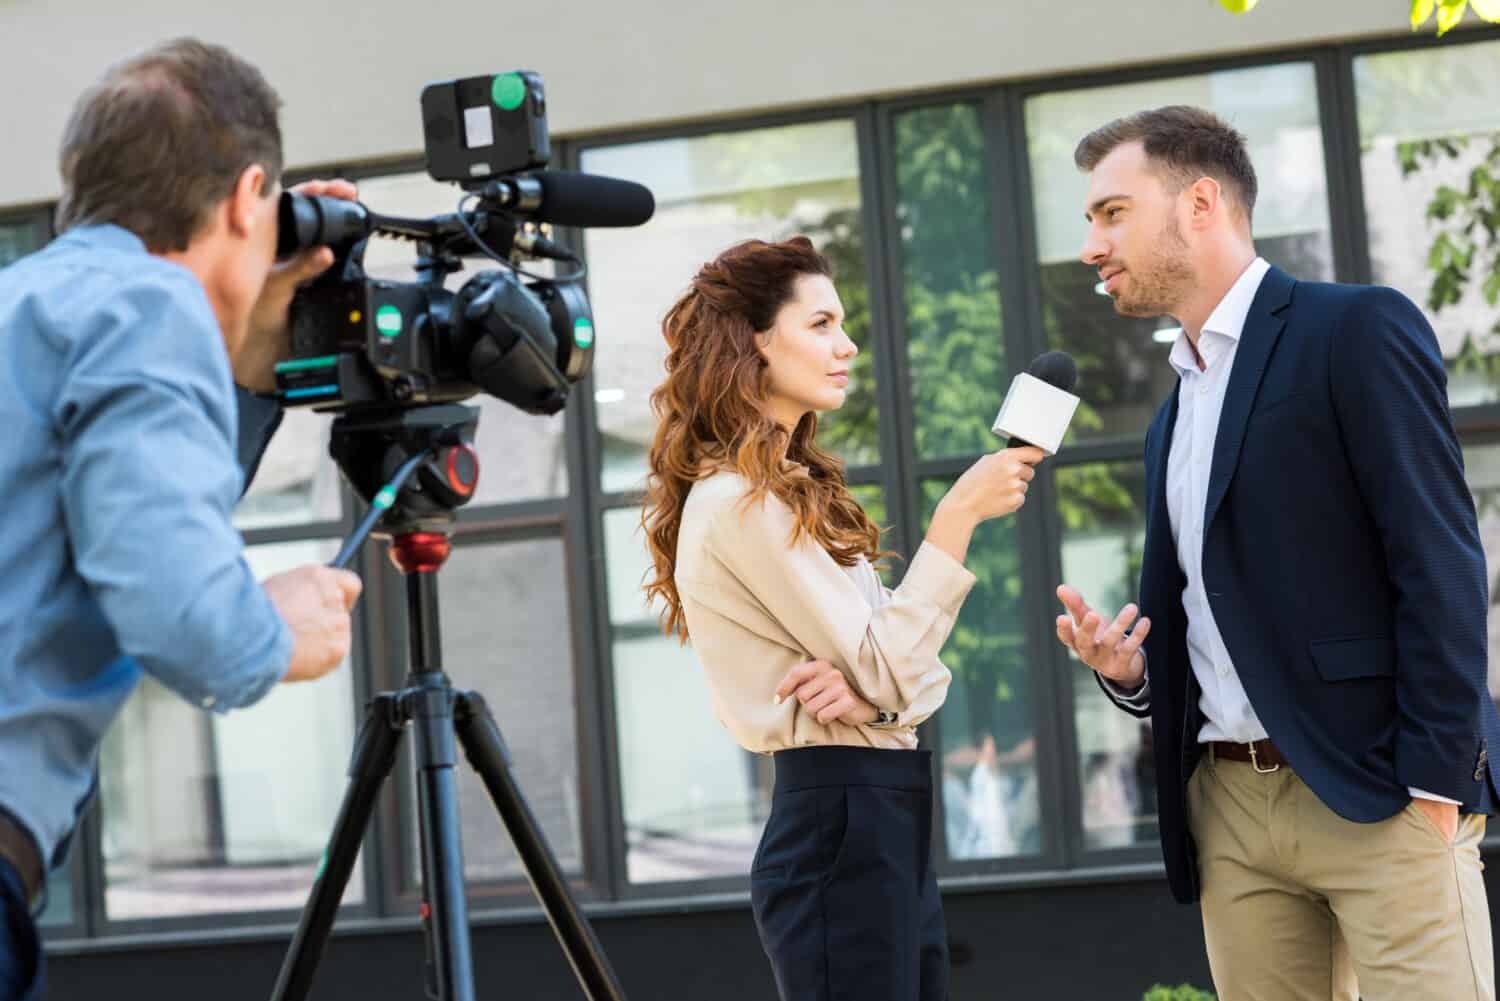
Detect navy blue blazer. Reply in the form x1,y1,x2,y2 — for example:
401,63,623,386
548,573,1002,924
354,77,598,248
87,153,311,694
1115,266,1500,904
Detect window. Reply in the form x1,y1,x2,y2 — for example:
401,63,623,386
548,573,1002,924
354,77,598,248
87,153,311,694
99,540,359,920
1055,462,1154,851
896,104,1008,461
0,218,46,267
1025,63,1336,442
887,102,1048,861
602,507,763,883
1354,39,1500,408
428,537,583,885
581,120,877,496
920,481,1040,859
1464,441,1500,720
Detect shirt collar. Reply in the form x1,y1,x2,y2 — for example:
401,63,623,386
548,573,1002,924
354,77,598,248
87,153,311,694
52,223,149,255
1167,256,1270,378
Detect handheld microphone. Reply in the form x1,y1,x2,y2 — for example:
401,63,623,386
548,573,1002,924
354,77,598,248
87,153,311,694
991,350,1080,455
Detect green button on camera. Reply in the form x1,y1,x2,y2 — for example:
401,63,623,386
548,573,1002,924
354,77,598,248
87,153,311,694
375,305,403,338
491,73,526,111
573,318,594,349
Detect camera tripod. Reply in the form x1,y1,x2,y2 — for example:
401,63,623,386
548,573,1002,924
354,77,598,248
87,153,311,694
270,404,627,1001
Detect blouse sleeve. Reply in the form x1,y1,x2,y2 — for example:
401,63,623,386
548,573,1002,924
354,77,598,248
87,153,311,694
699,489,972,721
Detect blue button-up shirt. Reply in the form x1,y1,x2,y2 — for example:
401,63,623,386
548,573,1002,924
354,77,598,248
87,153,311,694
0,224,293,868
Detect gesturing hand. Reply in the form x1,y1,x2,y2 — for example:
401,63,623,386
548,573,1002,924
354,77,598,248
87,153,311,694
1055,584,1150,690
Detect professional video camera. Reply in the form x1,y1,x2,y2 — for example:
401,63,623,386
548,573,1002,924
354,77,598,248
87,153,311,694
272,70,654,418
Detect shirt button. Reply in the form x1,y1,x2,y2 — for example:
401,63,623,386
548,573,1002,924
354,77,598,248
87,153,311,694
201,695,217,709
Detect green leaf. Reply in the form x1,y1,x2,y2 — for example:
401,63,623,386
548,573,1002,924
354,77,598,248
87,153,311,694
1398,141,1421,177
1428,185,1463,220
1471,0,1500,19
1412,0,1437,24
1437,0,1468,33
1439,137,1468,159
1484,268,1500,307
1429,234,1453,271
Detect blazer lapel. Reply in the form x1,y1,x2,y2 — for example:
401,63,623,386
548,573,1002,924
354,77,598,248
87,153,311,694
1139,384,1180,687
1202,266,1296,534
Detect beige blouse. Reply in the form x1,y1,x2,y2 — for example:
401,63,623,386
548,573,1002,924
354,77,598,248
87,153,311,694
675,470,975,753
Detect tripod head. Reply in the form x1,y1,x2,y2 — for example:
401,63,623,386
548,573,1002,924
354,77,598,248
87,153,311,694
329,403,481,546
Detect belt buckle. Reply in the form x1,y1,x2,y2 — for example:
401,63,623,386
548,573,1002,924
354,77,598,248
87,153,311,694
1247,741,1280,775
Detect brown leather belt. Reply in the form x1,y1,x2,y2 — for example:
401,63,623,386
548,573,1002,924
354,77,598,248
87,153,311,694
0,810,43,911
1211,738,1289,774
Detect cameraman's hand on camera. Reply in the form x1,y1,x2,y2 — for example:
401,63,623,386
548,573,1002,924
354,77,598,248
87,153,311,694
265,565,364,682
237,178,359,393
775,660,880,726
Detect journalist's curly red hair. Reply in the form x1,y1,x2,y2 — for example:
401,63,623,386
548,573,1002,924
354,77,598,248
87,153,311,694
641,237,882,642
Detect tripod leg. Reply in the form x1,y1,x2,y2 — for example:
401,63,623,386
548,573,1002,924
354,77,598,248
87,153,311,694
454,691,629,1001
409,680,477,1001
272,693,406,1001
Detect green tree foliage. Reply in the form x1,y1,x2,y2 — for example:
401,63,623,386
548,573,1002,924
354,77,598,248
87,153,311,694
1410,0,1500,34
1143,985,1217,1001
1397,133,1500,381
1222,0,1500,34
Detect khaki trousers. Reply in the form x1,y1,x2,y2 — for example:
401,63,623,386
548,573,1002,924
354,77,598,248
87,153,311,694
1187,751,1493,1001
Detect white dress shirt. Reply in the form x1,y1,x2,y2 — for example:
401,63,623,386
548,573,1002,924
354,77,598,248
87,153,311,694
1167,256,1271,744
1107,257,1453,804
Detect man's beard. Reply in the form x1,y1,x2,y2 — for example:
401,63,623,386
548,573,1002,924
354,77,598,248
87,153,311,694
1112,217,1194,319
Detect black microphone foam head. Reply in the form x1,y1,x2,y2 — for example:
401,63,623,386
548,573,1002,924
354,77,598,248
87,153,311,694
1026,350,1078,394
531,170,656,228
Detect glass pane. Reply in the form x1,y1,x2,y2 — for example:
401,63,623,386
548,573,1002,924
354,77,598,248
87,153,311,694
100,539,361,919
0,219,45,267
582,120,877,495
35,865,72,928
602,506,769,882
1055,461,1155,851
1355,40,1500,408
920,480,1040,860
1025,63,1335,442
850,483,887,531
339,171,569,505
895,104,1006,459
234,409,342,529
849,484,892,586
431,537,582,882
1464,443,1500,720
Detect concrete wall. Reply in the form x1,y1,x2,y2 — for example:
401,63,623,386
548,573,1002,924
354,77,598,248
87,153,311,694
0,0,1438,209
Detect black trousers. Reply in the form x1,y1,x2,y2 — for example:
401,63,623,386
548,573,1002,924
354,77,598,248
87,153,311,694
750,746,947,1001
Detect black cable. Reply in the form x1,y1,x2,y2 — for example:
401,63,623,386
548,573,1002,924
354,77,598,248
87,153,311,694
328,449,433,570
454,192,588,284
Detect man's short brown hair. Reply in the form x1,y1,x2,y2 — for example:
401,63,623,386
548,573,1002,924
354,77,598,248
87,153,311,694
1074,105,1257,222
56,38,283,253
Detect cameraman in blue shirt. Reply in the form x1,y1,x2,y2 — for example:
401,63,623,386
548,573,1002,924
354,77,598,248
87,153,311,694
0,38,363,1001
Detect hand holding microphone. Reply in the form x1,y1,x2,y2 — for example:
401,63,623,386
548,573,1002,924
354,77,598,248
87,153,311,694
952,349,1081,520
941,447,1045,523
926,351,1079,564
